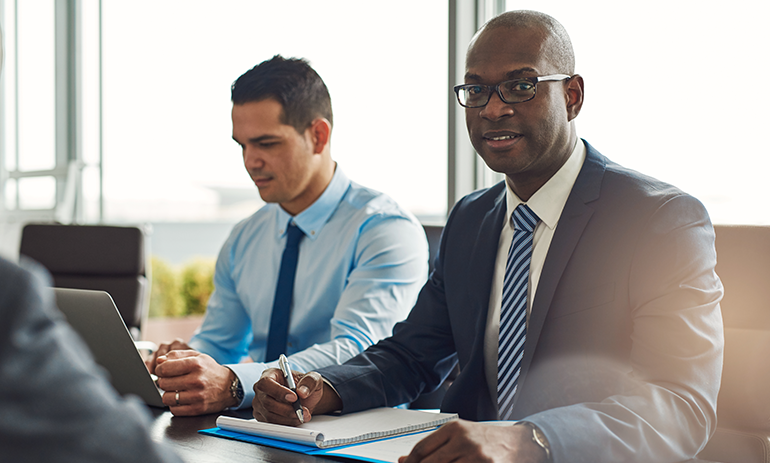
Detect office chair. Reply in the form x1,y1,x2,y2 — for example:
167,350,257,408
19,223,150,342
697,225,770,463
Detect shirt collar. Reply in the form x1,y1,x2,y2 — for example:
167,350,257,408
275,166,351,241
505,139,587,230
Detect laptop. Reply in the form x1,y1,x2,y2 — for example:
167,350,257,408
53,287,166,408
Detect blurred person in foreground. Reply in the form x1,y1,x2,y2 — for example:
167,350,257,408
0,257,183,463
253,10,724,463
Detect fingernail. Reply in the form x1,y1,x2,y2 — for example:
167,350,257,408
298,386,309,396
285,393,294,402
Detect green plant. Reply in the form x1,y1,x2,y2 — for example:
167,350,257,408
149,256,216,318
180,258,216,316
149,256,184,318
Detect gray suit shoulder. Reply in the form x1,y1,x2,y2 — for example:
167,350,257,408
0,256,183,463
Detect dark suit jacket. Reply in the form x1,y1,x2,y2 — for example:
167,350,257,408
319,141,724,462
0,257,182,463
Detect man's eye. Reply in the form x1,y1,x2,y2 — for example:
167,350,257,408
467,85,485,95
506,80,534,92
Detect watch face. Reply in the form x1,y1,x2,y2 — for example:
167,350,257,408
232,377,244,401
517,421,551,461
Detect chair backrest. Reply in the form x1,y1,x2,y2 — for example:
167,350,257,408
19,223,149,340
698,224,770,463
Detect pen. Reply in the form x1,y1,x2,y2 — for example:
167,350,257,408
278,354,304,423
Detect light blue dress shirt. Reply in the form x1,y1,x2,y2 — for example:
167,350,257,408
188,167,429,408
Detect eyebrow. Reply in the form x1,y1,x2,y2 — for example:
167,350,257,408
232,134,282,145
464,67,539,83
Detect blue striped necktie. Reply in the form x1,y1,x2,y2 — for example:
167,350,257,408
497,204,539,420
265,223,304,362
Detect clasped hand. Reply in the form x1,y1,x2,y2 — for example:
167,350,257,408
146,338,237,416
252,368,331,424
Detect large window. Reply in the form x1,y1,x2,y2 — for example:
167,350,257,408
98,1,448,224
0,0,449,262
505,0,770,225
2,0,769,264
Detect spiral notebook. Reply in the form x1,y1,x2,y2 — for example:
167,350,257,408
211,408,458,449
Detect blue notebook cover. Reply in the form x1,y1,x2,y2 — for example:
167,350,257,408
199,426,435,463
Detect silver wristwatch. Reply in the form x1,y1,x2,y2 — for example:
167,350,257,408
230,375,244,403
514,421,552,462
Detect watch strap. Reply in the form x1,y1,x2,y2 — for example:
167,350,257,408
514,421,552,462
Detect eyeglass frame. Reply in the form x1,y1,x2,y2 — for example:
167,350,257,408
453,74,572,108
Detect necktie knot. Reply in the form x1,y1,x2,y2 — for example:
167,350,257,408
286,223,304,247
512,204,539,233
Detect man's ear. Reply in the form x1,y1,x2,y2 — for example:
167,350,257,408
565,74,584,121
308,118,332,154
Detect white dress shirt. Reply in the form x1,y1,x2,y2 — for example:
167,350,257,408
484,139,587,406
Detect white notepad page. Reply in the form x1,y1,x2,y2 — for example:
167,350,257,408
216,407,458,448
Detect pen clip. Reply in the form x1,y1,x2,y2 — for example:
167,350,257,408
278,354,297,390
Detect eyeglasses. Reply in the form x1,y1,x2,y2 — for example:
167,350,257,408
454,74,572,108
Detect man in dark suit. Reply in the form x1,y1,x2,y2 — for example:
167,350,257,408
252,10,724,463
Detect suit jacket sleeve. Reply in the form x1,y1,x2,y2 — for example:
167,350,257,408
317,190,480,412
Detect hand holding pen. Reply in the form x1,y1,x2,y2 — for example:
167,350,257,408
252,358,341,426
278,354,304,423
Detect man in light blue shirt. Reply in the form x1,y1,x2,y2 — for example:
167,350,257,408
147,55,428,416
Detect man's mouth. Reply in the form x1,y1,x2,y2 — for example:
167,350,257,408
252,176,272,187
482,132,522,149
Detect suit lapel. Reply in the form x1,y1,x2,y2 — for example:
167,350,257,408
516,142,606,400
469,186,508,320
465,185,507,418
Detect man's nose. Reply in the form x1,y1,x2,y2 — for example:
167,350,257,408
243,147,265,170
479,91,515,120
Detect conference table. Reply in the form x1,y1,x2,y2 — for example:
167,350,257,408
147,407,723,463
148,407,333,463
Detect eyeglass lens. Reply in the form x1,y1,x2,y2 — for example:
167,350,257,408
460,79,537,107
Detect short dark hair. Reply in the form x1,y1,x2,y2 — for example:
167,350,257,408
231,55,333,133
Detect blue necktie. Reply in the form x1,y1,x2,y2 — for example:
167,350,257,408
265,223,304,362
497,204,539,420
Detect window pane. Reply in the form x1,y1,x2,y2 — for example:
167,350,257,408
503,0,770,225
5,179,17,210
18,175,56,209
1,0,17,172
100,0,448,224
81,164,101,222
16,0,56,172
